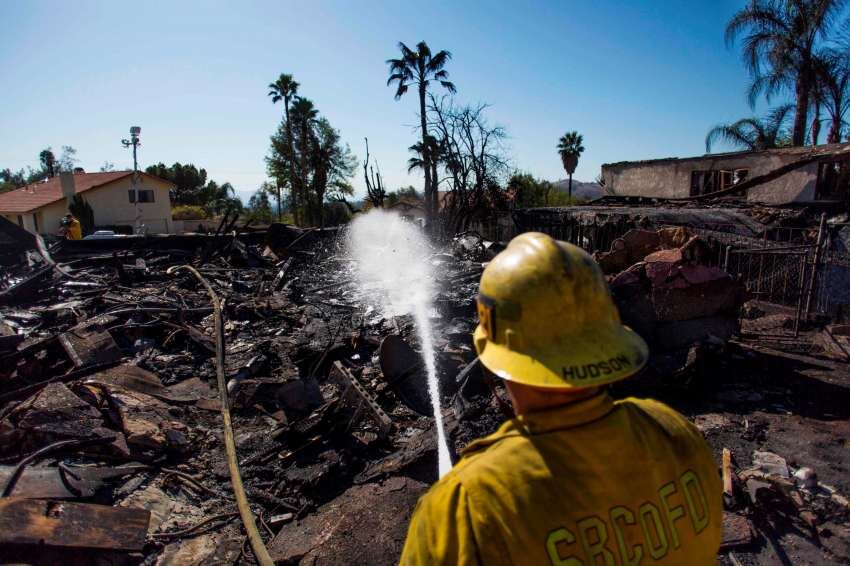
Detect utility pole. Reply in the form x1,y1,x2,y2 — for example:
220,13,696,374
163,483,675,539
121,126,142,234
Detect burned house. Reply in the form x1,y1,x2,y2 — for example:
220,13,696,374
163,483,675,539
600,142,850,204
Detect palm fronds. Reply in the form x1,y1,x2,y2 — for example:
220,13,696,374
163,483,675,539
705,104,794,152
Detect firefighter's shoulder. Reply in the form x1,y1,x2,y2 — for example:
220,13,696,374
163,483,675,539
616,397,713,453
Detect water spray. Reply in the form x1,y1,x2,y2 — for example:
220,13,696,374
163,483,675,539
347,209,453,477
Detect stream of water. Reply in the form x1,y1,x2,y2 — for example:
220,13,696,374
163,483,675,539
347,209,453,477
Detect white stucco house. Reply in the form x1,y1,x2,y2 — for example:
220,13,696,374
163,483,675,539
0,170,175,235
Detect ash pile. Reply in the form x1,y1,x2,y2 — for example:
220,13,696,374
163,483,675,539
0,221,502,565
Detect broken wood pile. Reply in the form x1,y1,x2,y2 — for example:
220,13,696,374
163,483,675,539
0,224,499,564
711,440,850,564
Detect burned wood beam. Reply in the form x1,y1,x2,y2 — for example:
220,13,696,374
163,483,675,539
0,498,150,551
330,361,393,437
0,265,53,305
58,330,122,368
270,258,294,293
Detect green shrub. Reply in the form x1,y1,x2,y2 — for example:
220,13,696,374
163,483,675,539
172,205,208,220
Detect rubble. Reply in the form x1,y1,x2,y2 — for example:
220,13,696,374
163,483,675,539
594,227,747,375
268,476,426,563
0,218,848,565
816,323,850,360
0,223,471,564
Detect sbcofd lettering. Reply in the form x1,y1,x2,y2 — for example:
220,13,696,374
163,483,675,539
545,469,711,565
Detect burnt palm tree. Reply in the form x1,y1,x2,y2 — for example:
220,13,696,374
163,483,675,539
387,41,456,231
816,52,850,143
557,131,585,200
407,135,446,209
808,54,831,145
726,0,846,146
268,74,300,221
406,135,441,172
705,104,794,152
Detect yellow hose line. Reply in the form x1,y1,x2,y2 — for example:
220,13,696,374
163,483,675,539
167,265,274,566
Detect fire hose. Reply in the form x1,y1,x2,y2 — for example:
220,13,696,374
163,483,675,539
167,265,273,566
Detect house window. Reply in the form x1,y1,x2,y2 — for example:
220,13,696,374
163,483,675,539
816,160,849,200
17,215,23,227
32,213,38,232
128,189,155,203
690,169,749,196
690,171,717,196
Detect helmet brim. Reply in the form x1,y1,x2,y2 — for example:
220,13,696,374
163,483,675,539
474,323,648,389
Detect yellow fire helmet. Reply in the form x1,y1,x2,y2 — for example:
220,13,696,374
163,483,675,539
473,232,648,388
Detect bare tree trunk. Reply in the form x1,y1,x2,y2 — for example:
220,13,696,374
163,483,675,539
827,109,840,144
363,138,386,208
419,84,433,236
431,158,439,234
812,103,821,146
299,124,311,227
284,99,299,225
568,173,573,201
276,184,282,221
792,75,810,147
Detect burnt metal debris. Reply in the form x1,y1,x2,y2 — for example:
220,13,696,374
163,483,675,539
0,210,849,565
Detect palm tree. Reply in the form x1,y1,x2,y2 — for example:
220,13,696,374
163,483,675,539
268,74,300,222
557,131,585,200
726,0,845,146
808,54,831,145
816,52,850,143
406,135,441,172
290,97,318,224
387,41,456,231
705,104,794,152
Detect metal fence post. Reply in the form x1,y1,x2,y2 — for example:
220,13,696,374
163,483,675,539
794,252,808,338
803,213,827,319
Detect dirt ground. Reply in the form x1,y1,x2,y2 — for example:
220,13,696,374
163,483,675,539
639,329,850,564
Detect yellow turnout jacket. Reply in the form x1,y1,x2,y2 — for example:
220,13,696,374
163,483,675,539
400,392,722,565
66,218,82,240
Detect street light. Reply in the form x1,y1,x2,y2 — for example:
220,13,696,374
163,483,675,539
121,127,142,233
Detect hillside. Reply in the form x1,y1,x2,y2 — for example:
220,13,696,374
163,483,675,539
552,179,605,201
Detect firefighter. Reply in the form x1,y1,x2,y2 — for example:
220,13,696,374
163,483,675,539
400,232,722,565
59,213,82,240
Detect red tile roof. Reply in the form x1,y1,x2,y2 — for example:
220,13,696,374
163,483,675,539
0,171,172,213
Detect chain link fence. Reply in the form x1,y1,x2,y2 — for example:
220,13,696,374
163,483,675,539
441,208,848,321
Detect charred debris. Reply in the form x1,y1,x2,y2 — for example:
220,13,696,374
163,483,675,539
0,203,849,565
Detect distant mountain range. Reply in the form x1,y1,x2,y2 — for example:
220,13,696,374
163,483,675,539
552,179,605,201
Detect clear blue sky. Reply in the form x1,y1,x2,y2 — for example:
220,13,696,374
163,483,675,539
1,0,778,203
